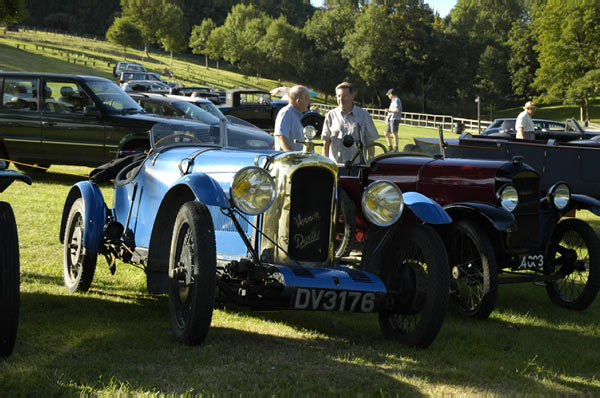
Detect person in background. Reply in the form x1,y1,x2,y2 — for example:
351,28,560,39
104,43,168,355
274,85,310,151
322,82,379,167
385,88,402,151
516,101,536,139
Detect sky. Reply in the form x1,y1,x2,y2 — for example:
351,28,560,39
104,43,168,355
309,1,457,18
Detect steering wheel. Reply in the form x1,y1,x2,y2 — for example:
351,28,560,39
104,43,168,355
154,133,203,147
350,142,388,164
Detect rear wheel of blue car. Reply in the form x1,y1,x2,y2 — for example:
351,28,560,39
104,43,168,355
446,220,498,319
378,224,449,348
0,202,20,357
169,202,216,345
545,218,600,310
63,198,97,293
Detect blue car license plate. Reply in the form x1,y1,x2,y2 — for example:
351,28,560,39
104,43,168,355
292,288,377,312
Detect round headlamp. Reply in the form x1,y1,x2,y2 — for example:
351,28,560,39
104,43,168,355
547,182,570,210
497,184,519,212
361,181,404,227
303,125,317,140
230,166,276,215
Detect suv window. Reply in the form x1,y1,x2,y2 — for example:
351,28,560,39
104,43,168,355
240,92,270,105
86,80,142,113
2,77,38,111
42,81,94,114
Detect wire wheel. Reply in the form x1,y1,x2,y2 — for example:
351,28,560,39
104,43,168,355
545,218,600,310
446,220,498,319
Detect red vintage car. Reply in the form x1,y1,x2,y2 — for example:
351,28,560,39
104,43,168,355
337,136,600,319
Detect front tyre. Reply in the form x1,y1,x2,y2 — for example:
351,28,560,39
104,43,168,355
446,220,498,319
378,224,449,348
545,218,600,310
0,202,20,356
169,202,216,345
63,198,97,293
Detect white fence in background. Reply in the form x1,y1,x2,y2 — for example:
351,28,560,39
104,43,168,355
312,103,492,134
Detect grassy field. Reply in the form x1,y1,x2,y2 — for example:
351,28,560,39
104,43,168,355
1,30,600,396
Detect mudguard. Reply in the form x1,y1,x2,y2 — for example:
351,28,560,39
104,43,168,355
172,172,230,208
59,181,106,254
567,194,600,217
403,191,452,224
0,170,32,193
443,202,515,232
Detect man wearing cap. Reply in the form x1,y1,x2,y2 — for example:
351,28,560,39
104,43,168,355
385,89,402,151
516,101,537,140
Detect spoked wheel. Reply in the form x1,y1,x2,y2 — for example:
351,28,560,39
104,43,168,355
334,189,356,258
0,202,20,356
446,220,498,319
544,218,600,310
169,202,216,345
378,224,449,348
63,198,97,293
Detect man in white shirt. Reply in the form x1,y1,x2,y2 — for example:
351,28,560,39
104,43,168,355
385,88,402,151
322,82,379,167
515,101,536,140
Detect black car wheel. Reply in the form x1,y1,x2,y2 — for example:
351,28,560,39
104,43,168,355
446,220,498,319
63,198,97,293
544,218,600,310
169,202,216,345
0,202,20,357
334,189,356,258
378,224,449,348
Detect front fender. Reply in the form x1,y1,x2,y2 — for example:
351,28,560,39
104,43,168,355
173,172,229,208
566,194,600,217
403,191,452,224
443,202,515,232
59,181,106,254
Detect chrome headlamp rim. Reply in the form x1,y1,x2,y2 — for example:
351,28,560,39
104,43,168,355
361,180,404,227
547,181,570,210
497,184,519,212
303,125,317,140
230,166,276,215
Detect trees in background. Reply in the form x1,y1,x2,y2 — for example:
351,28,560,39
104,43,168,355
0,0,27,27
105,16,143,58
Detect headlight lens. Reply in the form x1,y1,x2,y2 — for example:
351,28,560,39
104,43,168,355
548,182,570,210
303,125,317,140
498,184,519,212
361,181,404,227
230,166,276,215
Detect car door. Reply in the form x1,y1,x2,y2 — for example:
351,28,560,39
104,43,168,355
40,79,106,166
0,76,42,161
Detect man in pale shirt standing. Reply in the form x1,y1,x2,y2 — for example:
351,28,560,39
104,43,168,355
322,82,379,170
385,88,402,151
274,85,311,151
515,101,536,140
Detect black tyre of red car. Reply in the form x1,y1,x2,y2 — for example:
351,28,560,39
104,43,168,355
0,201,20,356
168,202,216,345
334,189,356,258
375,224,449,348
446,220,498,319
63,198,97,293
544,218,600,310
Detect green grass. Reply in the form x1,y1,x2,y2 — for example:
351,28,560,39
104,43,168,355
1,30,600,396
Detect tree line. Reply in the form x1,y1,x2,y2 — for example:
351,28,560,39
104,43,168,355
3,0,599,118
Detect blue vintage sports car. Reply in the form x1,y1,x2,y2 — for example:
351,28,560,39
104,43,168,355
59,122,452,348
0,161,31,357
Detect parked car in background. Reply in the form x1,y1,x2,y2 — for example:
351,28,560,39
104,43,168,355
218,88,324,133
119,71,165,86
113,62,146,77
129,93,274,150
481,117,600,141
59,123,452,348
0,72,211,169
337,135,600,319
167,86,221,104
0,161,31,357
122,80,171,94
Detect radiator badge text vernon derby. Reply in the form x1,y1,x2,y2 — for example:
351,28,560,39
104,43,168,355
293,212,321,250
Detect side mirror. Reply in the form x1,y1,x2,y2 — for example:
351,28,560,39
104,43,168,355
342,134,355,148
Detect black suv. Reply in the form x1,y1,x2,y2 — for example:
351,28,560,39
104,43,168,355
0,72,202,169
